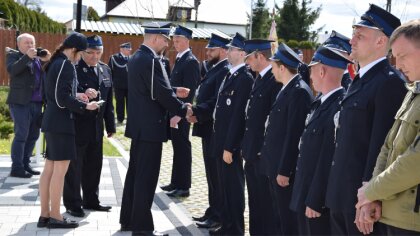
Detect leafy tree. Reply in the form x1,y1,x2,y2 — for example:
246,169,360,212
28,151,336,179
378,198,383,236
275,0,322,42
250,0,271,39
87,6,100,21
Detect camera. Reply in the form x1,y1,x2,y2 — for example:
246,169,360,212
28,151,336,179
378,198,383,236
36,47,48,57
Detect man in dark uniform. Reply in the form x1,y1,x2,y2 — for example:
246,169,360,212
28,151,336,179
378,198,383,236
161,25,200,198
259,43,313,235
290,46,352,235
64,35,116,217
241,39,282,235
187,33,230,229
325,4,406,235
322,30,354,90
209,33,254,235
119,24,192,236
108,42,131,124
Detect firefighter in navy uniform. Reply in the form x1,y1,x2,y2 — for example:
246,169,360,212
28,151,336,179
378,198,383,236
325,5,406,235
290,47,352,235
187,33,230,229
241,39,282,235
64,35,116,217
108,42,131,124
259,43,313,235
161,25,200,198
209,33,254,235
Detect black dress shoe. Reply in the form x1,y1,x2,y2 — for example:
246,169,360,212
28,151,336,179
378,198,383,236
47,217,78,228
66,208,85,217
120,224,132,231
209,226,228,235
37,216,49,228
192,214,208,222
10,171,32,178
83,204,112,211
132,230,168,236
160,183,175,192
196,218,221,229
166,189,190,198
25,166,40,175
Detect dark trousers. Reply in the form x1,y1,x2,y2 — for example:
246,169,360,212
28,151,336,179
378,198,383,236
297,211,331,235
9,102,42,173
201,136,221,222
170,119,191,189
120,139,162,231
244,160,278,235
114,88,128,123
63,138,103,209
269,178,298,235
330,210,382,235
217,150,245,235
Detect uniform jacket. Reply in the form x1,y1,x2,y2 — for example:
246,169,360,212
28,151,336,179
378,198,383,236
125,45,187,142
326,59,407,212
74,59,116,143
6,50,45,105
259,75,313,178
365,83,420,232
170,50,200,104
41,53,86,135
108,53,129,89
192,59,229,139
290,88,345,213
241,69,282,162
212,65,254,159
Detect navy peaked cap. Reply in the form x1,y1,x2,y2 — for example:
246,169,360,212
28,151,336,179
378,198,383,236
308,46,353,70
243,39,273,56
173,25,193,39
270,43,302,69
120,42,132,49
323,30,351,54
354,4,401,37
86,35,103,49
226,33,246,50
143,22,171,39
63,32,87,51
206,33,230,49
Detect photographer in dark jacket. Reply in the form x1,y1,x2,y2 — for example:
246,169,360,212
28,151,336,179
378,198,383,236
6,33,51,178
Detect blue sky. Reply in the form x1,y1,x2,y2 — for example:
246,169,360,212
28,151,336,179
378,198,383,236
40,0,420,38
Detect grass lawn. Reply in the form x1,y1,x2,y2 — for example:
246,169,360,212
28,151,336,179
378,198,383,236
0,135,121,156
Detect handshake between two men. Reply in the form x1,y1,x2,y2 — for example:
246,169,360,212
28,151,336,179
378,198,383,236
170,87,194,129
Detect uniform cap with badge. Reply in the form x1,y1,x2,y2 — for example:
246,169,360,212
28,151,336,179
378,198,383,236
173,25,193,39
120,42,132,49
322,30,351,54
353,3,401,37
63,32,88,51
243,39,273,58
205,33,230,49
226,32,246,50
86,35,103,49
143,22,172,39
269,42,303,69
308,46,353,70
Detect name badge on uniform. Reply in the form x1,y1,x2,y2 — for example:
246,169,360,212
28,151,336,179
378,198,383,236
226,98,231,106
103,78,111,87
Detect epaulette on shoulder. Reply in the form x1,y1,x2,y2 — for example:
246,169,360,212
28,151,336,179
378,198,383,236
99,61,110,68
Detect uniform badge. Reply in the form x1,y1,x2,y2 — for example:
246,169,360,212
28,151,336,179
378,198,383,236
333,111,340,142
226,98,231,106
83,67,88,73
305,113,311,126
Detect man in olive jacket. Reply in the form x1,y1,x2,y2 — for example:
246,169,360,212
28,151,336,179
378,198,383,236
356,19,420,235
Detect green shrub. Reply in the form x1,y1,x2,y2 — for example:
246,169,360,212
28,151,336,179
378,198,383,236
299,41,316,49
0,87,11,121
286,39,300,49
0,114,13,139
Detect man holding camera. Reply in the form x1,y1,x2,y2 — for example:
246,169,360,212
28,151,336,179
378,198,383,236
63,35,116,217
6,33,50,178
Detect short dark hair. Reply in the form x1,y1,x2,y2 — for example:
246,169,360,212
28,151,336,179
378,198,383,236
253,49,272,60
273,61,298,74
390,19,420,48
